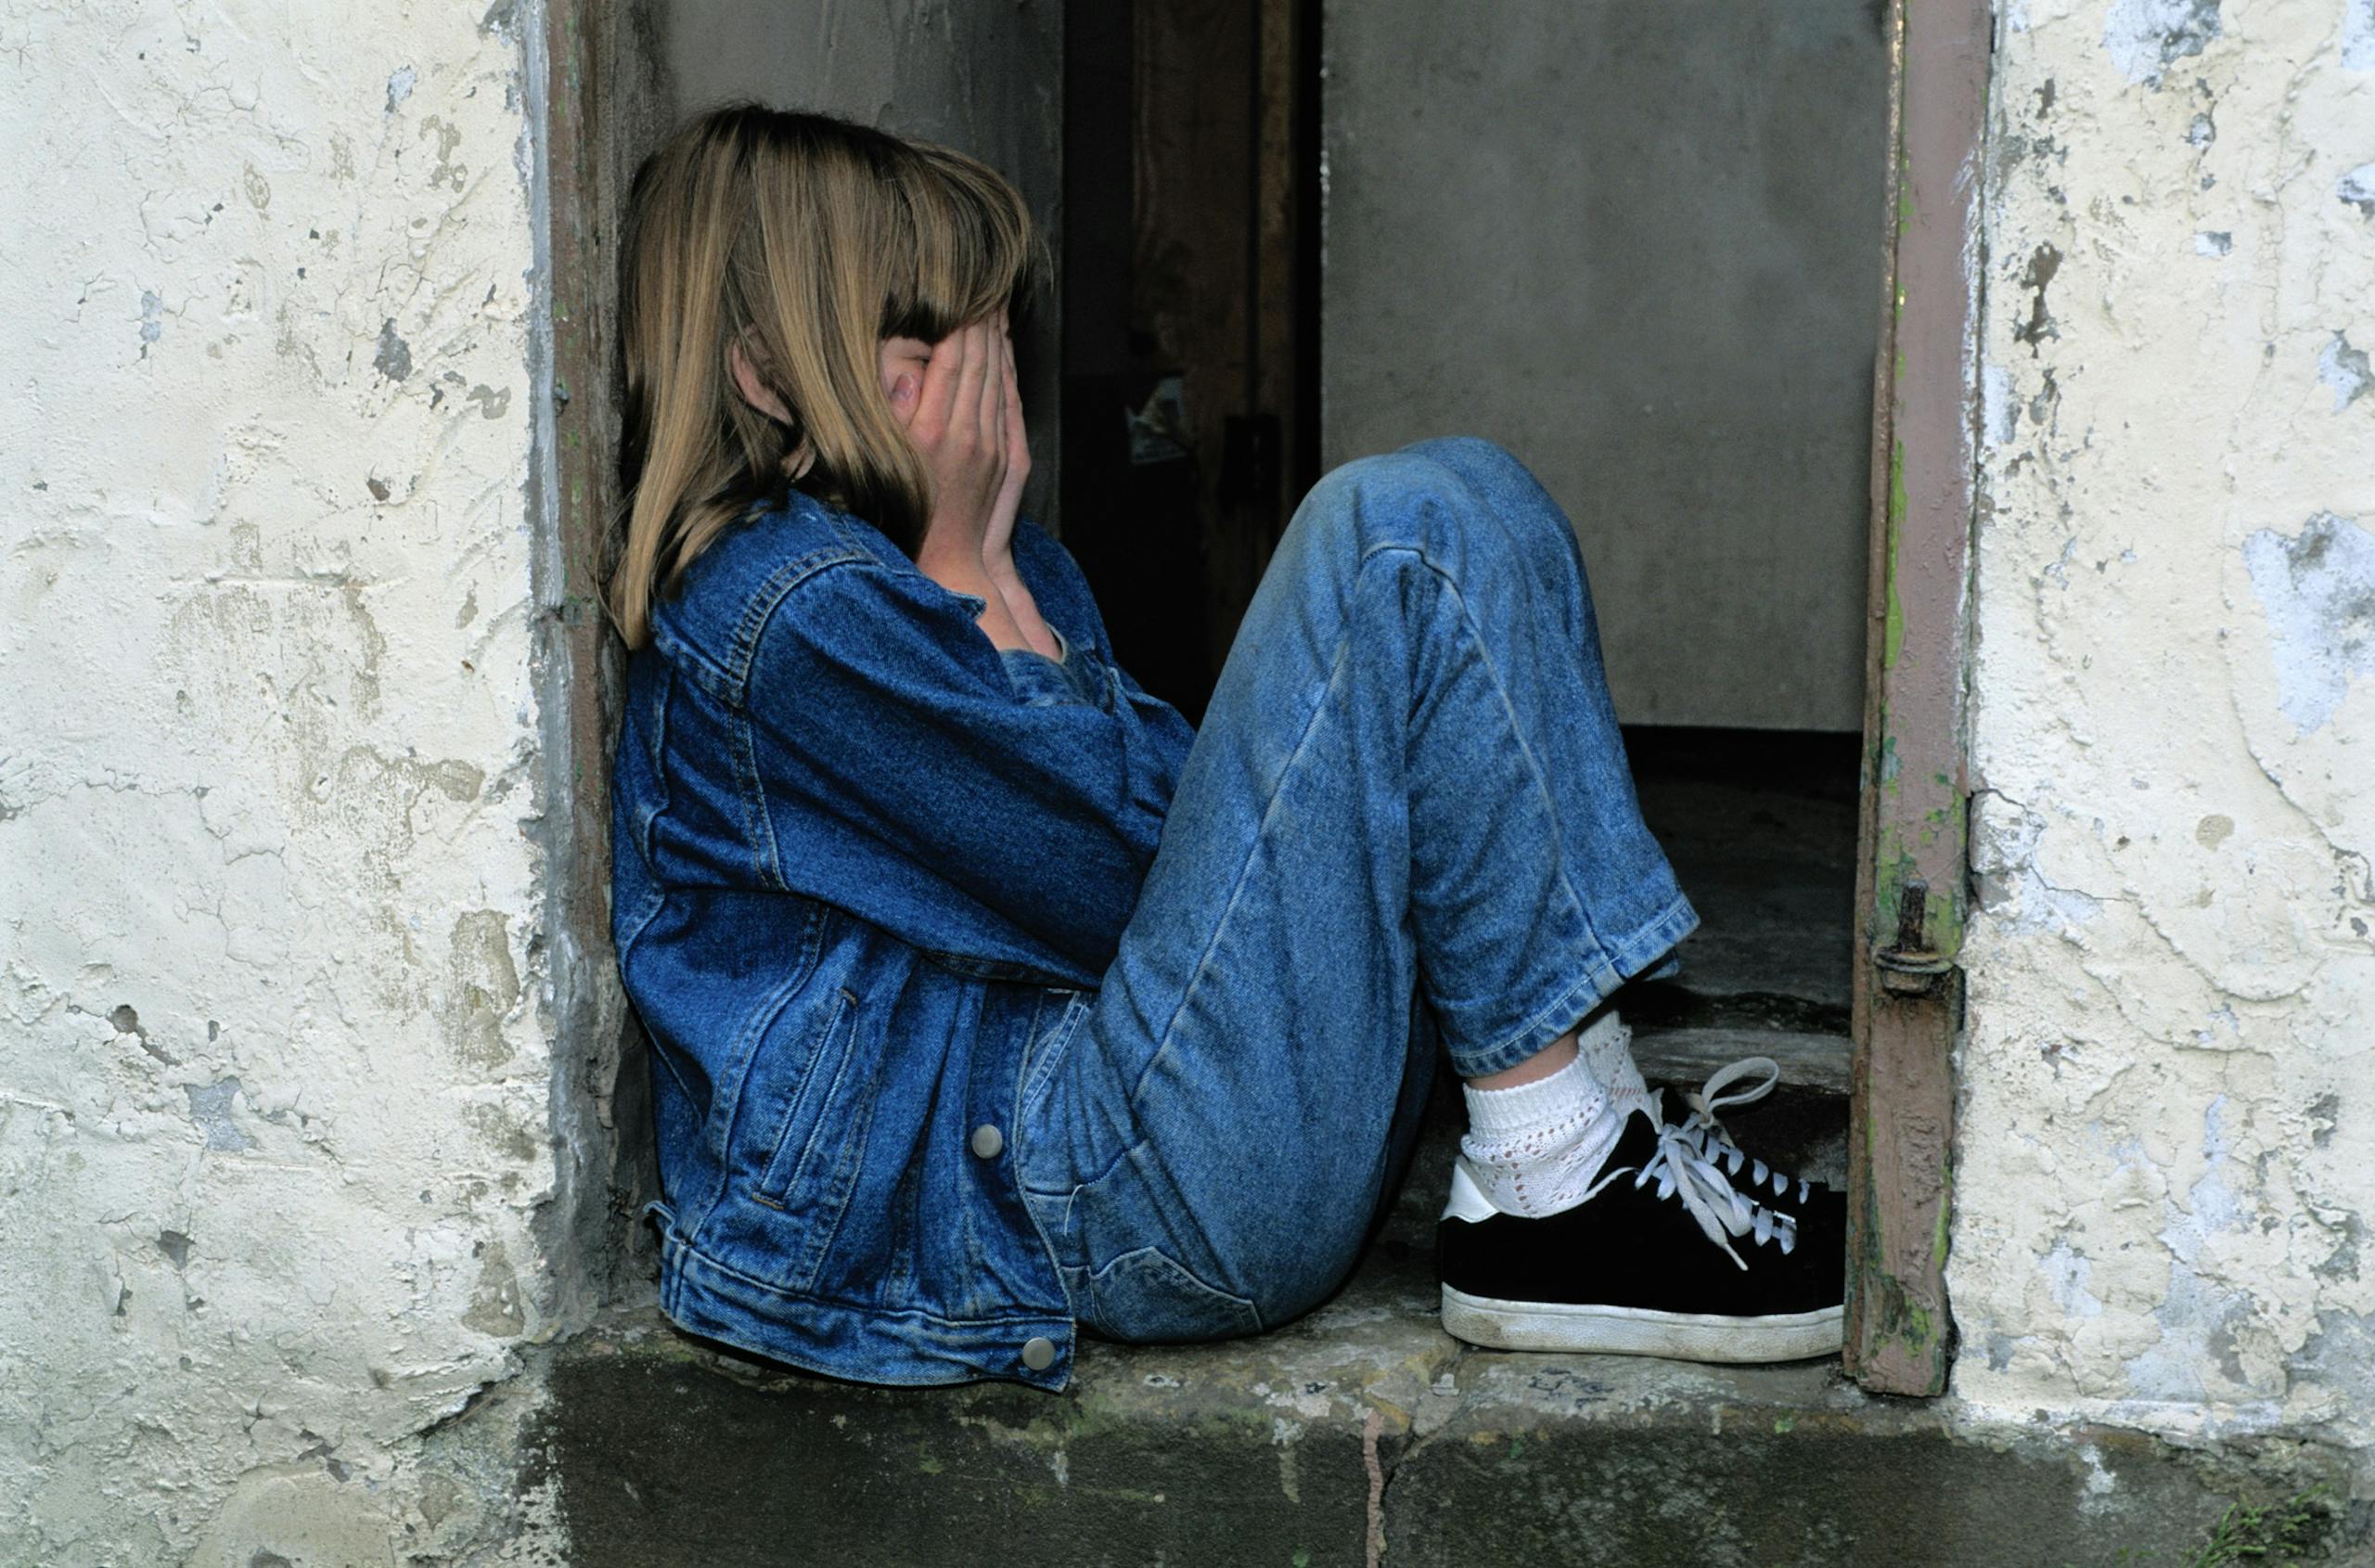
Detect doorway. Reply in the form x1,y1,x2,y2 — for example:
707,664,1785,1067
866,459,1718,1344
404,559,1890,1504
560,0,1980,1396
1058,0,1976,1394
1060,0,1881,1076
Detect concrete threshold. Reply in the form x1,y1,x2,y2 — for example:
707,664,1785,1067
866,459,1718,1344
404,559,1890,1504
528,1240,2358,1567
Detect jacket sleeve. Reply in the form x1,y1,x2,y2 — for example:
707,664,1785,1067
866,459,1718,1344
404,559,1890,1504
743,553,1191,988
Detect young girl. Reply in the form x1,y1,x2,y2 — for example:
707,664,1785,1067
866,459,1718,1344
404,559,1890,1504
607,105,1843,1391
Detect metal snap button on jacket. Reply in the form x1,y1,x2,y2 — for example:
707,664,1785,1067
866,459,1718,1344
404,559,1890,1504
969,1124,1005,1160
1021,1336,1057,1371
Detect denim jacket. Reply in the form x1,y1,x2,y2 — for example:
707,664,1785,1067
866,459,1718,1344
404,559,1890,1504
610,491,1194,1390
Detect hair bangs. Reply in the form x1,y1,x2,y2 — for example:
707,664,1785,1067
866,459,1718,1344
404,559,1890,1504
880,144,1046,342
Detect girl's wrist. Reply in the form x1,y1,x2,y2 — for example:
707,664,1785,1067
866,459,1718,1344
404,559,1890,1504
985,559,1061,661
917,533,992,591
915,540,1035,652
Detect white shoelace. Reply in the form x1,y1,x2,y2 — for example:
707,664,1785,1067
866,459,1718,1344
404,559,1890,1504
1673,1056,1817,1208
1632,1109,1800,1270
1610,1058,1808,1272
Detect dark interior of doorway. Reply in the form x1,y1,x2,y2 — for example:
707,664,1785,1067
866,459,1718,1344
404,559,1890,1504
1057,0,1856,1206
1057,0,1320,728
1623,727,1855,1187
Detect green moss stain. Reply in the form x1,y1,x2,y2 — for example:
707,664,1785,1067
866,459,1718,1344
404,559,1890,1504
1869,830,1968,960
1928,863,1967,957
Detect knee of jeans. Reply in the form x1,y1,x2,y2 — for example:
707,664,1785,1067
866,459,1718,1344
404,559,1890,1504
1404,434,1525,484
1296,446,1472,559
1298,441,1581,599
1416,438,1588,589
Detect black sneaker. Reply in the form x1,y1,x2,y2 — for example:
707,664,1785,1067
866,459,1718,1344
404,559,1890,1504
1438,1103,1845,1362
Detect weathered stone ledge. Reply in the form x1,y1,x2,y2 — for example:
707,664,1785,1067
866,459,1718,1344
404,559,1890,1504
520,1250,2362,1568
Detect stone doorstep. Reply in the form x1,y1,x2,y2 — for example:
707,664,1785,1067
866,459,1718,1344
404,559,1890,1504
1632,1022,1853,1098
528,1252,2359,1568
520,1087,2355,1565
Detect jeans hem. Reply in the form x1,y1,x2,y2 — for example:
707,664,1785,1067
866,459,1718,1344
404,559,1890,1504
1449,889,1700,1079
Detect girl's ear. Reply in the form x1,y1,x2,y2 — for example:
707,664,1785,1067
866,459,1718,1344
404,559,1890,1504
728,338,793,424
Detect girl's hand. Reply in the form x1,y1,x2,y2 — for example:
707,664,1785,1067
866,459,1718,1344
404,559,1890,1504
892,320,1029,649
977,320,1060,660
982,318,1031,574
906,319,1009,576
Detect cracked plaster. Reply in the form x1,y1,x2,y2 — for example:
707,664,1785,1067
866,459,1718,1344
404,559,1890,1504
1955,0,2375,1474
1,1,569,1562
12,0,2375,1557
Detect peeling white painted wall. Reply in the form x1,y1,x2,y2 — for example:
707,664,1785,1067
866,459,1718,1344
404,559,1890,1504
1,3,566,1562
11,0,2373,1554
1956,0,2375,1463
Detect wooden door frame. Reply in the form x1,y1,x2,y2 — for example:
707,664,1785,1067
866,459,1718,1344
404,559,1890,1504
1845,0,1990,1397
536,0,676,1284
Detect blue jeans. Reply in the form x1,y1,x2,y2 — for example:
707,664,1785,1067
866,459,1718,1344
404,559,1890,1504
1015,437,1698,1340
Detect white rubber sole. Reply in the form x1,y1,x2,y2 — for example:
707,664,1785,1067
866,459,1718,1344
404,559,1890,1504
1441,1284,1844,1362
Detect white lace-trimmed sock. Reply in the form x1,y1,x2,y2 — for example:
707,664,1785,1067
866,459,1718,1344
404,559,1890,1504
1458,1009,1653,1218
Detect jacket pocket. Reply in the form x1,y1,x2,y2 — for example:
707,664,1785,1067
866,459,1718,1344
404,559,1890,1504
751,985,860,1209
742,985,877,1292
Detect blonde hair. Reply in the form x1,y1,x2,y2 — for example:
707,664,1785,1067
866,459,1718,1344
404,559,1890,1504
609,105,1046,649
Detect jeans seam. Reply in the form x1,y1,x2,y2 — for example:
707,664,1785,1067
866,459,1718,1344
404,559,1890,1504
1364,538,1623,1075
1385,538,1611,957
1131,535,1611,1096
1454,964,1618,1081
1125,633,1354,1112
1454,888,1697,1078
1020,990,1091,1127
1090,1244,1266,1337
731,707,788,891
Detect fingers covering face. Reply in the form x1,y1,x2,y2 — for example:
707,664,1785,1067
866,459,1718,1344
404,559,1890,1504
906,319,1021,462
954,321,992,447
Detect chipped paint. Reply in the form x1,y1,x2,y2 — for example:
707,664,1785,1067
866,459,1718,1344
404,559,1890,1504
2242,514,2375,735
2,2,562,1562
2342,162,2375,218
1970,791,2104,937
1956,0,2375,1467
2100,0,2222,86
2316,332,2369,411
2346,0,2375,71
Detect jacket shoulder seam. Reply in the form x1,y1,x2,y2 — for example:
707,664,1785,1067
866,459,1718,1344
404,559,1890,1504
720,546,877,701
